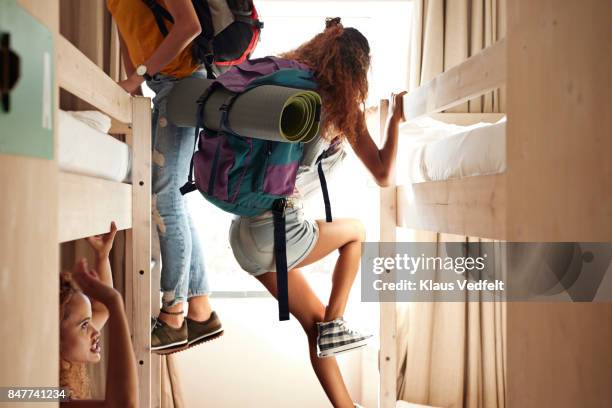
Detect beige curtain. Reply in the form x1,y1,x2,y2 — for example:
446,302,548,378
160,355,186,407
396,233,506,408
397,1,507,407
407,0,506,112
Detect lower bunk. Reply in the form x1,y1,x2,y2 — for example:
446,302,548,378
57,109,133,242
56,97,152,406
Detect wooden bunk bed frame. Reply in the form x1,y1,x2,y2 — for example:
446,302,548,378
390,39,507,242
378,38,507,408
57,35,153,407
378,0,612,405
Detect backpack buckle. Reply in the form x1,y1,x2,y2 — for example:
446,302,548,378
179,181,197,196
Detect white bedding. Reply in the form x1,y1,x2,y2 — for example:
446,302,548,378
397,116,506,184
58,110,131,182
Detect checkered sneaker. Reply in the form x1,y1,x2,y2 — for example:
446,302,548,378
316,318,372,358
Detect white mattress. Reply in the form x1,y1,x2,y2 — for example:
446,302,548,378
58,110,131,182
397,116,506,184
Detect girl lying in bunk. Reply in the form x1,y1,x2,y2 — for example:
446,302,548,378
228,18,405,408
59,222,138,407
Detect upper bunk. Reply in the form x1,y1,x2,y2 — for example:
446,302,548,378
390,39,507,240
56,34,150,243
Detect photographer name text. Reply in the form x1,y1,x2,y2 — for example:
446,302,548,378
373,279,505,292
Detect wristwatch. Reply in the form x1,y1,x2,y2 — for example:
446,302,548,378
136,64,153,81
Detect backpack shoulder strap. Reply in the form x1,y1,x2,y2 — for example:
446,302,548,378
314,137,342,223
272,198,290,321
141,0,174,36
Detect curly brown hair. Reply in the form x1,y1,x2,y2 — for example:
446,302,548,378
60,271,78,321
59,272,92,400
282,18,371,143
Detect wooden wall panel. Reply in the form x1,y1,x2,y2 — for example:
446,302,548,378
508,303,612,408
506,1,612,407
1,0,59,398
0,157,59,395
506,0,612,242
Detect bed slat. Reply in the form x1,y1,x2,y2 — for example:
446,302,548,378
403,39,506,120
58,172,132,243
57,35,133,124
396,174,506,240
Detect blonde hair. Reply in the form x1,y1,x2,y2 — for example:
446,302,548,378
59,271,92,400
59,359,92,400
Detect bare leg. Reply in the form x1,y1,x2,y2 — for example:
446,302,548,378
295,218,365,321
186,295,213,322
256,269,355,408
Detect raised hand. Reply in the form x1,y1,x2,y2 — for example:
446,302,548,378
72,258,120,307
118,75,143,95
86,221,118,259
389,91,407,123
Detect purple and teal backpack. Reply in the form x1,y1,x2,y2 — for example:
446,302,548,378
180,57,335,321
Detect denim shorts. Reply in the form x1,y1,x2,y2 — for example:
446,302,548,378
229,201,319,276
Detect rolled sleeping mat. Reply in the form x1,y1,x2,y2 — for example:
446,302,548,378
166,77,321,143
166,77,216,126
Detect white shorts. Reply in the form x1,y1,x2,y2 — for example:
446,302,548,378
229,202,319,276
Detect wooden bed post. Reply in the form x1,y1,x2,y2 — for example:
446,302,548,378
378,98,398,408
381,0,611,406
55,16,153,402
125,96,152,408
